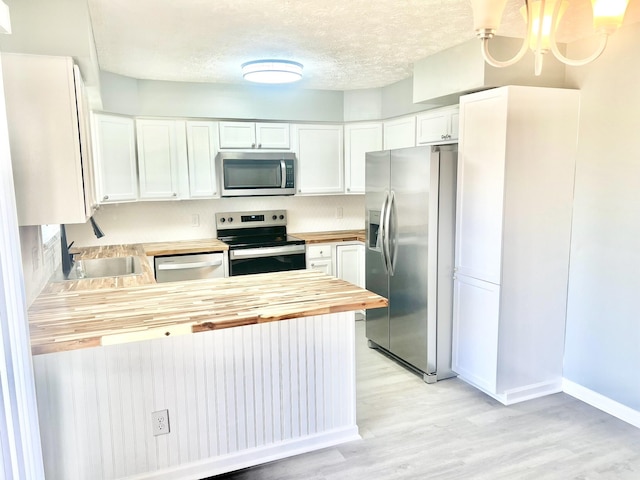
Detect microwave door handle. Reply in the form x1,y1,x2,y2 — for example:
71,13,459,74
280,160,287,188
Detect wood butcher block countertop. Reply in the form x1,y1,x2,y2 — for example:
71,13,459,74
290,229,365,243
142,238,228,256
28,269,387,356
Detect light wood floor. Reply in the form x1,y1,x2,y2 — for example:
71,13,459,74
213,320,640,479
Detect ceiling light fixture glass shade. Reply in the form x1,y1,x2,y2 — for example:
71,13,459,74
241,60,303,84
470,0,630,75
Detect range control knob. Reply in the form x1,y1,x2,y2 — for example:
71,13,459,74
279,214,285,220
227,217,234,223
220,217,225,223
272,215,277,220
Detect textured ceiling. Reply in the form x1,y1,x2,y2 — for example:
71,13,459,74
86,0,637,90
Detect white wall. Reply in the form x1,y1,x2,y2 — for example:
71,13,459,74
100,72,345,122
65,195,365,247
563,21,640,412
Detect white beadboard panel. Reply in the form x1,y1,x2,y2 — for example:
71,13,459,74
32,313,358,480
65,195,365,247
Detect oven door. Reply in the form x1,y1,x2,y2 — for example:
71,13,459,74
228,244,306,276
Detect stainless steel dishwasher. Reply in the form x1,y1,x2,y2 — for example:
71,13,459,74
154,252,227,283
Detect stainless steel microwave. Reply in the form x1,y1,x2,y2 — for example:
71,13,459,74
217,151,296,197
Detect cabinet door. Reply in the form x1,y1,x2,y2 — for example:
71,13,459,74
73,66,97,217
416,106,459,145
452,274,500,394
2,54,90,225
291,124,344,194
308,258,333,276
449,110,460,141
344,123,382,194
136,119,188,200
255,122,290,149
218,121,256,148
92,114,138,203
416,111,449,144
455,93,507,284
383,116,416,150
186,121,218,198
336,244,365,287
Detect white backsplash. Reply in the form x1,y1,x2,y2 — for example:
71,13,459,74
19,226,61,306
66,195,365,247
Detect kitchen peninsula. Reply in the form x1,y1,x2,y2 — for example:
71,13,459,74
29,268,386,480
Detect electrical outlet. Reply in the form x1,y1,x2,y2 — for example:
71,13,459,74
152,409,170,436
336,207,343,219
191,214,200,227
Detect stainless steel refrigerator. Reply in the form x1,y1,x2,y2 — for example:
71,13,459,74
365,145,457,383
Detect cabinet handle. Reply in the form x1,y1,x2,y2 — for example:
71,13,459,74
347,188,350,192
252,143,256,148
258,143,262,148
172,192,177,197
103,195,109,200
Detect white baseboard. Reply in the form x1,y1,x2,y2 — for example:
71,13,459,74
563,378,640,429
457,373,562,406
124,426,361,480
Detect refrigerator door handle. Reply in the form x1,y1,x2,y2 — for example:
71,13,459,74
379,192,390,274
387,190,398,276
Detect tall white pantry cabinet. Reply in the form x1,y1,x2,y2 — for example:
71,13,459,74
452,86,580,405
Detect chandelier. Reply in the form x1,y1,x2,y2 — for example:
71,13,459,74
470,0,630,75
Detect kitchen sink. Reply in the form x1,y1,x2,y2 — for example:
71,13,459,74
53,256,143,281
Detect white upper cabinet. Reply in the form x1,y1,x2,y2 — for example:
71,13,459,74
136,119,189,200
1,53,96,225
416,105,460,145
291,124,344,194
186,121,219,198
219,121,290,149
383,115,416,150
344,123,383,194
92,113,138,203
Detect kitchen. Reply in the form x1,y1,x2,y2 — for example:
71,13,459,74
1,0,640,479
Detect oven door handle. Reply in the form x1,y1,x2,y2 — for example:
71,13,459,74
156,259,223,271
230,244,306,260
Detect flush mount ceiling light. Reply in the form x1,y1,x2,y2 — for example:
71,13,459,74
470,0,630,75
241,59,303,84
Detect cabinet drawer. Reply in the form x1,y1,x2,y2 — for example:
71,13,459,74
307,245,332,259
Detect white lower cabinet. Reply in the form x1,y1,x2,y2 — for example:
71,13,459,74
306,244,334,275
452,275,500,394
307,242,365,287
336,243,365,288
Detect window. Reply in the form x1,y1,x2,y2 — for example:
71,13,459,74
40,224,60,246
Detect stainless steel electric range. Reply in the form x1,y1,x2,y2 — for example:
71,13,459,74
215,210,306,277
